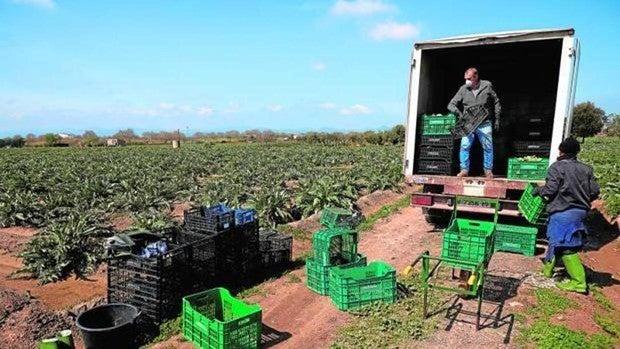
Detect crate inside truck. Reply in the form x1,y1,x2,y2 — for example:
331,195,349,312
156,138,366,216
402,28,580,224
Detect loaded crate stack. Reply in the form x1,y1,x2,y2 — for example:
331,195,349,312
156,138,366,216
508,114,551,181
183,204,261,286
306,208,397,311
106,227,217,325
418,113,456,175
258,229,293,269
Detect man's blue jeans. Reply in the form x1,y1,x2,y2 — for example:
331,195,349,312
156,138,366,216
459,120,493,172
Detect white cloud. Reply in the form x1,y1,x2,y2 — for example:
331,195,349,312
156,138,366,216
266,104,284,112
330,0,395,16
11,0,55,9
369,21,421,41
340,104,372,115
319,102,337,110
197,106,214,116
313,62,326,71
159,102,175,110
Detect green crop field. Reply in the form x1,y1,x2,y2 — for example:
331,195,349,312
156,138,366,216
580,137,620,217
1,137,616,284
0,143,403,283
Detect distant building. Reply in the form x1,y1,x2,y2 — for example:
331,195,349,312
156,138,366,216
106,138,126,146
58,133,71,139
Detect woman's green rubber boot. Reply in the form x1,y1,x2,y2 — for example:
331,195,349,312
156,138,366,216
542,256,555,278
556,253,587,294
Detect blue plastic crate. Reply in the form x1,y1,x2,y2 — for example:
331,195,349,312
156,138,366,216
235,209,256,226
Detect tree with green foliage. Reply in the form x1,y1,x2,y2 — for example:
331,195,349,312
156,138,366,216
605,113,620,137
43,133,61,147
572,102,605,142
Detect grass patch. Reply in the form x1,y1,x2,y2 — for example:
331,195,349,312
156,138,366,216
236,285,267,299
591,286,615,312
357,195,410,232
520,320,616,349
147,316,181,346
514,312,526,324
295,250,312,263
286,273,302,283
330,275,443,348
278,225,310,241
526,288,579,318
594,313,620,338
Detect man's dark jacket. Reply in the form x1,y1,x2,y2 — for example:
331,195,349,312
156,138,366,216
447,79,501,125
534,156,600,214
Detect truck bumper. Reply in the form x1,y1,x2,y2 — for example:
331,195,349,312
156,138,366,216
406,174,544,217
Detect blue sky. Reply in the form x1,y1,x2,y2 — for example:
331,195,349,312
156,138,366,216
1,0,618,136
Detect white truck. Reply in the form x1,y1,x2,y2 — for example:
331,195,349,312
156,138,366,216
403,28,580,222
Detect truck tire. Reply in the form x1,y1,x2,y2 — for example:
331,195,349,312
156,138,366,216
422,208,451,227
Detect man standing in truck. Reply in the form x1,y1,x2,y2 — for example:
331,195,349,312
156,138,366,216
447,67,501,178
534,138,599,294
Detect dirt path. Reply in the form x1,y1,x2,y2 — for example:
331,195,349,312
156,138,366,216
155,196,620,349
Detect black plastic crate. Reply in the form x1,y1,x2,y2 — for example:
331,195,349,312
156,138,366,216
107,229,216,324
418,159,453,175
420,135,454,148
260,249,292,268
512,141,551,155
451,105,489,139
418,146,454,160
183,205,234,233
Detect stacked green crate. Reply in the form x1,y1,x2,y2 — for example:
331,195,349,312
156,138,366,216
182,287,261,349
329,261,396,310
306,254,367,295
422,113,457,135
306,228,364,295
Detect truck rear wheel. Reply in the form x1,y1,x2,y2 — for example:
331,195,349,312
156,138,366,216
422,208,451,227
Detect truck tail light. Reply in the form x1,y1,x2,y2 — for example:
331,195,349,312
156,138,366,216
412,194,433,206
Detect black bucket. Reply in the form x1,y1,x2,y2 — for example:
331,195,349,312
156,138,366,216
76,303,141,349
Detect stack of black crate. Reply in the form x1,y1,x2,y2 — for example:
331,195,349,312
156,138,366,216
417,113,457,175
183,205,260,287
510,95,553,157
512,116,551,157
418,134,456,175
258,229,293,269
107,227,216,325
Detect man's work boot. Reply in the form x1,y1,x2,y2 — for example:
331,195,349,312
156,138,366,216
484,170,494,179
542,256,555,278
457,170,468,177
556,253,587,294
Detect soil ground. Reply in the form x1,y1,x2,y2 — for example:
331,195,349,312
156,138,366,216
2,190,618,349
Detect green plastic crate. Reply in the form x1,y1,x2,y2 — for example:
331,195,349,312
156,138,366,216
312,228,359,266
507,157,549,180
329,261,396,311
306,254,366,295
494,224,538,256
182,288,261,349
518,183,548,224
442,219,495,268
319,207,362,229
422,113,457,135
